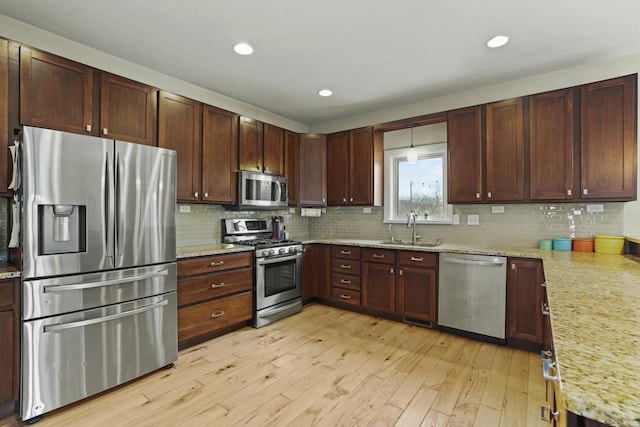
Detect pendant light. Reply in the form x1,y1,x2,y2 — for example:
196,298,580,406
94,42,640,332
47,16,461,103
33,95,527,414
407,125,417,164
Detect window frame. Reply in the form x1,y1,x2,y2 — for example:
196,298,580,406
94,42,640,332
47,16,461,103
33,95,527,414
383,142,453,224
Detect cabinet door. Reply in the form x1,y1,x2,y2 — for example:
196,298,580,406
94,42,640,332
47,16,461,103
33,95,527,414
349,126,374,205
0,311,13,404
299,134,327,206
507,258,544,347
327,131,349,205
99,73,157,146
398,266,437,322
447,106,483,203
486,98,525,201
530,89,575,200
284,130,299,206
158,91,202,202
362,261,395,313
302,245,316,300
238,116,263,172
0,39,8,194
20,47,94,135
202,105,238,203
316,245,330,299
263,123,284,175
581,75,637,200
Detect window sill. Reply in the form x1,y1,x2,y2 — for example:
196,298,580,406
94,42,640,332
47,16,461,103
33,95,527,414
383,218,453,225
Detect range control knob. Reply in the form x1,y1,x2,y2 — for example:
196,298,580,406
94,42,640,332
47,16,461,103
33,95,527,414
268,249,275,256
261,250,270,257
288,247,297,254
278,248,286,254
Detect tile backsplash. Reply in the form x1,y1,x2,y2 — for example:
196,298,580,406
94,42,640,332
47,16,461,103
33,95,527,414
177,202,624,249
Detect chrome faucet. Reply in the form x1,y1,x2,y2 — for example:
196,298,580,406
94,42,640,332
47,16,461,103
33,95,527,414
407,211,419,244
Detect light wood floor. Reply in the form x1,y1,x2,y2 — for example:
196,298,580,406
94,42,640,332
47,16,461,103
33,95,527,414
1,304,549,427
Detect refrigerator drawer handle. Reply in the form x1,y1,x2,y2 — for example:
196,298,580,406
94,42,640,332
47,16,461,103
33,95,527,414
43,270,169,293
44,300,169,332
441,258,504,267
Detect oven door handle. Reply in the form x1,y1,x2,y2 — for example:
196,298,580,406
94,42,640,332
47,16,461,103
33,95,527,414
257,253,301,265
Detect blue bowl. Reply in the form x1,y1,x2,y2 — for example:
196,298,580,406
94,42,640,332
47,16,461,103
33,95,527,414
552,238,572,251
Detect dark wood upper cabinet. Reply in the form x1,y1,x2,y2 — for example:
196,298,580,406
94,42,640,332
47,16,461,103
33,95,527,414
158,91,202,202
20,47,94,135
284,130,299,206
507,258,544,350
327,131,349,205
486,98,525,202
0,39,8,194
447,106,483,203
99,73,157,146
202,105,238,203
580,74,637,200
327,126,379,206
298,134,327,206
263,123,284,175
238,116,263,172
529,89,575,201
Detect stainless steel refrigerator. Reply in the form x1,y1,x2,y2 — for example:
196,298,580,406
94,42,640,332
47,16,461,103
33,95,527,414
19,126,178,422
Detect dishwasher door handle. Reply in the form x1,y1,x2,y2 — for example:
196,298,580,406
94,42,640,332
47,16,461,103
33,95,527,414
441,257,504,267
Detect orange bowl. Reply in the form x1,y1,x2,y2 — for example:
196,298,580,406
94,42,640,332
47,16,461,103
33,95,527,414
572,238,594,252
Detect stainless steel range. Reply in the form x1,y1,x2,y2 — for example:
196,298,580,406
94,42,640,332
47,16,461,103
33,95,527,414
222,219,302,328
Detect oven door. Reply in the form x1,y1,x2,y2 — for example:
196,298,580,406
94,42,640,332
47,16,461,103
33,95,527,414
255,252,302,310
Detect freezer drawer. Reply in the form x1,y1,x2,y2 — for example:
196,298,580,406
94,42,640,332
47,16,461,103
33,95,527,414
23,263,177,320
21,293,177,421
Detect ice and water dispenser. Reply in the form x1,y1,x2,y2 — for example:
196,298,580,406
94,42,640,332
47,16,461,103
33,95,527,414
38,204,86,254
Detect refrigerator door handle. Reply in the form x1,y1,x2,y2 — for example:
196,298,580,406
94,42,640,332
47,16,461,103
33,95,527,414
105,152,115,266
43,269,170,293
115,153,124,258
43,299,169,332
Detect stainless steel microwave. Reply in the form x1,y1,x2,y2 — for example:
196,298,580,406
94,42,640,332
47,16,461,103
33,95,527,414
234,171,288,209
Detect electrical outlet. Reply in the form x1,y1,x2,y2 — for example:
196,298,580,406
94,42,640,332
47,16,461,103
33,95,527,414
492,205,505,214
587,204,604,213
179,205,190,213
467,214,480,225
452,214,460,225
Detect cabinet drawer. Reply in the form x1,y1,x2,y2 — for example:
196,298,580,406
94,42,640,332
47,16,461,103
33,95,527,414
331,273,361,291
331,287,360,306
178,268,253,307
0,279,15,308
331,258,360,275
178,252,252,276
331,245,360,260
398,251,437,268
178,292,252,343
362,248,395,264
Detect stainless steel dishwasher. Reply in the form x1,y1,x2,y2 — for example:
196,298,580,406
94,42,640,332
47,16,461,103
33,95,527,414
438,253,507,342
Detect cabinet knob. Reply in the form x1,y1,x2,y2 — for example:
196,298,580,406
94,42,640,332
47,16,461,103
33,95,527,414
583,188,588,195
567,189,572,196
322,198,326,203
541,282,546,288
399,269,403,275
264,167,270,173
195,192,199,198
541,302,550,316
390,268,394,274
349,197,353,202
86,124,92,132
475,193,480,199
342,198,346,203
204,192,209,198
103,128,108,135
487,192,492,198
511,263,516,270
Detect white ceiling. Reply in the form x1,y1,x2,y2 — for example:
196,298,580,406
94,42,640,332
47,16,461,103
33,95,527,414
1,0,640,126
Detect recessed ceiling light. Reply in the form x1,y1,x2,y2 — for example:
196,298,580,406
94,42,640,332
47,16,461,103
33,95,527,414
233,42,254,55
318,89,333,97
486,35,509,48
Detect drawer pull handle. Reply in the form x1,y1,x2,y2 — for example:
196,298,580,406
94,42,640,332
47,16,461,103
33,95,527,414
372,254,385,258
340,279,351,284
340,294,351,300
340,250,352,255
210,261,225,267
340,264,352,269
211,311,226,319
410,257,423,262
211,282,226,289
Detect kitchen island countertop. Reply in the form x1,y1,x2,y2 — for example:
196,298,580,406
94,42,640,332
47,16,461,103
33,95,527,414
303,239,640,427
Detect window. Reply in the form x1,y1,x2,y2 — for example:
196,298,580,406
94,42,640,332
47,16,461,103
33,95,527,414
384,143,453,224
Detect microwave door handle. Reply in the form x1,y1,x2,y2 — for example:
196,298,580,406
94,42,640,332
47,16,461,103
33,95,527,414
275,180,282,202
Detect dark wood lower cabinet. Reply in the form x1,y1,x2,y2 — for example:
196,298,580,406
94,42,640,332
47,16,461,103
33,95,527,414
0,278,19,419
302,244,330,301
362,261,395,313
507,258,544,350
397,265,437,322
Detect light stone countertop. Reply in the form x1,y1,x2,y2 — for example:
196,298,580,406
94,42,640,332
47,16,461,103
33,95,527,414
178,238,639,425
303,239,640,426
0,261,20,279
176,243,254,259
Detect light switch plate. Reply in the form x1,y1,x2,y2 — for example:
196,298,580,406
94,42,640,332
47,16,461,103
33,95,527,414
467,214,480,225
179,205,190,213
363,207,372,214
452,214,460,225
492,205,505,214
587,204,604,213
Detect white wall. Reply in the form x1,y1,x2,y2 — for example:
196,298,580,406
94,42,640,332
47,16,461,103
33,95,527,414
0,14,309,133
